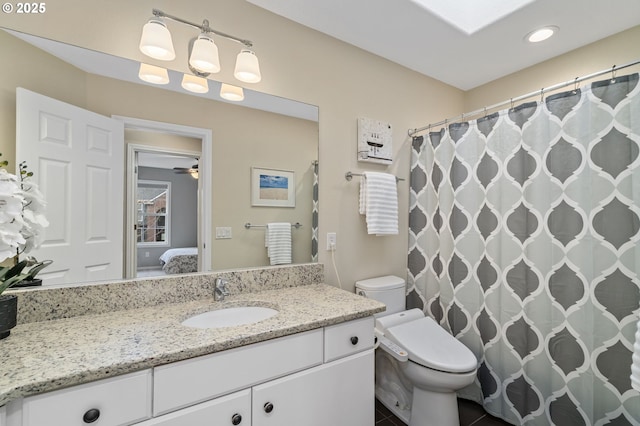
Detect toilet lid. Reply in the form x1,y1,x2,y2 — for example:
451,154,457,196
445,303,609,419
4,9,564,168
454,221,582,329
386,317,477,373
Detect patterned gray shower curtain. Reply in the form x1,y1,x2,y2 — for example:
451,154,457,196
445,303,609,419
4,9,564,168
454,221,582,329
408,74,640,425
312,160,319,262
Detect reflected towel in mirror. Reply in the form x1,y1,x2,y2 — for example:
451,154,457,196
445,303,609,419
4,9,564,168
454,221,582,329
265,223,292,265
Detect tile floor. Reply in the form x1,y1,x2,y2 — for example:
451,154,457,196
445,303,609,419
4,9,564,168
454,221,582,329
375,398,513,426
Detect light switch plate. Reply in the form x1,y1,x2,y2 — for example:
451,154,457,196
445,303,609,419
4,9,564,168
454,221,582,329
215,227,232,239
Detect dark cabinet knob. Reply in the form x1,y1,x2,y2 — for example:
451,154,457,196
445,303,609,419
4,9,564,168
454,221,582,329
264,402,274,413
83,408,100,423
231,413,243,425
350,336,359,345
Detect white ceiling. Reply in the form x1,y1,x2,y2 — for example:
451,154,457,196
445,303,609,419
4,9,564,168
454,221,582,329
247,0,640,90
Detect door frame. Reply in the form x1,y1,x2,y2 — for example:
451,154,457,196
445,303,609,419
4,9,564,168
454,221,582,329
117,116,213,278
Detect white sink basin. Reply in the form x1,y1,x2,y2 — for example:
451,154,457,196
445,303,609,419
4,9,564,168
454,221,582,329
182,306,279,329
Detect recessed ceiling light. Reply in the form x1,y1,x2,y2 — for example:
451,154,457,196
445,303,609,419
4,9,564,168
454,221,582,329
526,26,558,43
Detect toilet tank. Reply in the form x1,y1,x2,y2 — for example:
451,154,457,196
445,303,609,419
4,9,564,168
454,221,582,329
355,275,406,316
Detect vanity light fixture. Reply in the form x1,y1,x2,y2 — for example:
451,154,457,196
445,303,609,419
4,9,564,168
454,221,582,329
139,9,261,84
139,17,175,60
181,74,209,94
525,26,558,43
220,83,244,101
234,50,261,83
138,63,170,85
189,33,221,74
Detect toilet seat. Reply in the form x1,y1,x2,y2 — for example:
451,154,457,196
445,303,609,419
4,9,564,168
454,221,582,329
386,316,477,373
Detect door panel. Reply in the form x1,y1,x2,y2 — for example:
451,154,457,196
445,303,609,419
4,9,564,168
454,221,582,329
252,350,375,426
16,87,125,285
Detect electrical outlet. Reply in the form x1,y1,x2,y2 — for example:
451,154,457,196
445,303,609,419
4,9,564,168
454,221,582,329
326,232,337,251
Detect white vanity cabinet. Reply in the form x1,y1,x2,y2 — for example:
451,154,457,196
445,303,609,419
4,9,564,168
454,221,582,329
7,317,375,426
145,316,375,426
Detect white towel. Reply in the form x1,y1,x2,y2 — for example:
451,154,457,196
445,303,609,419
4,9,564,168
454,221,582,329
359,172,398,235
265,223,292,265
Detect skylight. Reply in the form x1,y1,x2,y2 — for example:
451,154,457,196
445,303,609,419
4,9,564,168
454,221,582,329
411,0,536,34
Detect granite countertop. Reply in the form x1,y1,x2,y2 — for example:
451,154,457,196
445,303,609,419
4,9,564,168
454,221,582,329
0,283,385,406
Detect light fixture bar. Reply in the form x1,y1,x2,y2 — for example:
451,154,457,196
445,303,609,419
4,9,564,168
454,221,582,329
152,8,253,49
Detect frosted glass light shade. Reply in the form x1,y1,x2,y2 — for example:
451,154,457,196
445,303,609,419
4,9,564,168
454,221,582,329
189,34,221,74
139,19,175,60
632,317,640,391
220,84,244,101
181,74,209,94
138,63,170,85
234,50,261,83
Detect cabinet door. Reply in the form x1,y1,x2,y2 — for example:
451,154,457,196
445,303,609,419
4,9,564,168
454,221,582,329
134,389,250,426
252,350,374,426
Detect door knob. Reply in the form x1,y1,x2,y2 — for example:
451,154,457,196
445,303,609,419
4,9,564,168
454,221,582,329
264,402,274,413
231,413,243,425
351,336,359,345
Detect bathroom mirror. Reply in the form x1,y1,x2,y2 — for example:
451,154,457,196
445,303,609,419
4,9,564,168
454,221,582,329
0,27,319,286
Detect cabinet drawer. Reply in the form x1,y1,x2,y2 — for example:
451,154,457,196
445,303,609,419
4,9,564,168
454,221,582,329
22,370,152,426
135,389,251,426
153,329,323,416
324,316,374,362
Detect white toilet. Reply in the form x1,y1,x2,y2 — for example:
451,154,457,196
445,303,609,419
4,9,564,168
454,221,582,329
356,276,478,426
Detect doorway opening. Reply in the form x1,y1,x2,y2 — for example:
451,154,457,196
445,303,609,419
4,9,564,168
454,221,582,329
119,116,212,279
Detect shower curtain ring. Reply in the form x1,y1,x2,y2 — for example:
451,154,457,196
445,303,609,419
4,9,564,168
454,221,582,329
540,88,544,103
510,98,514,110
611,65,617,82
483,106,487,117
573,77,579,94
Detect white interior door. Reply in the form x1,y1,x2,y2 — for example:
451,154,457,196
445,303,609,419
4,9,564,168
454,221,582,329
16,87,125,285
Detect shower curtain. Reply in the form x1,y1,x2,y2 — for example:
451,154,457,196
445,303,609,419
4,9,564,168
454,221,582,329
312,160,319,262
408,73,640,425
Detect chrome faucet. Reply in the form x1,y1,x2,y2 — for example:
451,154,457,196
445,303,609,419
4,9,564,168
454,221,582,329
214,277,230,301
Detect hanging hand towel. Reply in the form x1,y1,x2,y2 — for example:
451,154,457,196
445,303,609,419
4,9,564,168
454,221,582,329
359,171,398,235
265,222,292,265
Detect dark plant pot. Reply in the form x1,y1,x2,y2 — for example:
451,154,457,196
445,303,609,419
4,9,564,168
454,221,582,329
12,278,43,288
0,294,18,339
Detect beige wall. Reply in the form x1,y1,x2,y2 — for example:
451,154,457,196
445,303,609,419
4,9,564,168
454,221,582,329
0,31,88,171
10,5,633,292
1,0,463,291
464,25,640,112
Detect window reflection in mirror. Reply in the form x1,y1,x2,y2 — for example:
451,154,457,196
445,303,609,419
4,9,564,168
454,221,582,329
137,180,170,246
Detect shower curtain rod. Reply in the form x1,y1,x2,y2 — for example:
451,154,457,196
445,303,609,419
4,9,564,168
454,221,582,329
408,59,640,137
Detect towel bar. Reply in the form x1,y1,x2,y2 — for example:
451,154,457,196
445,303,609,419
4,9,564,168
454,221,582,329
345,171,404,182
245,222,303,229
